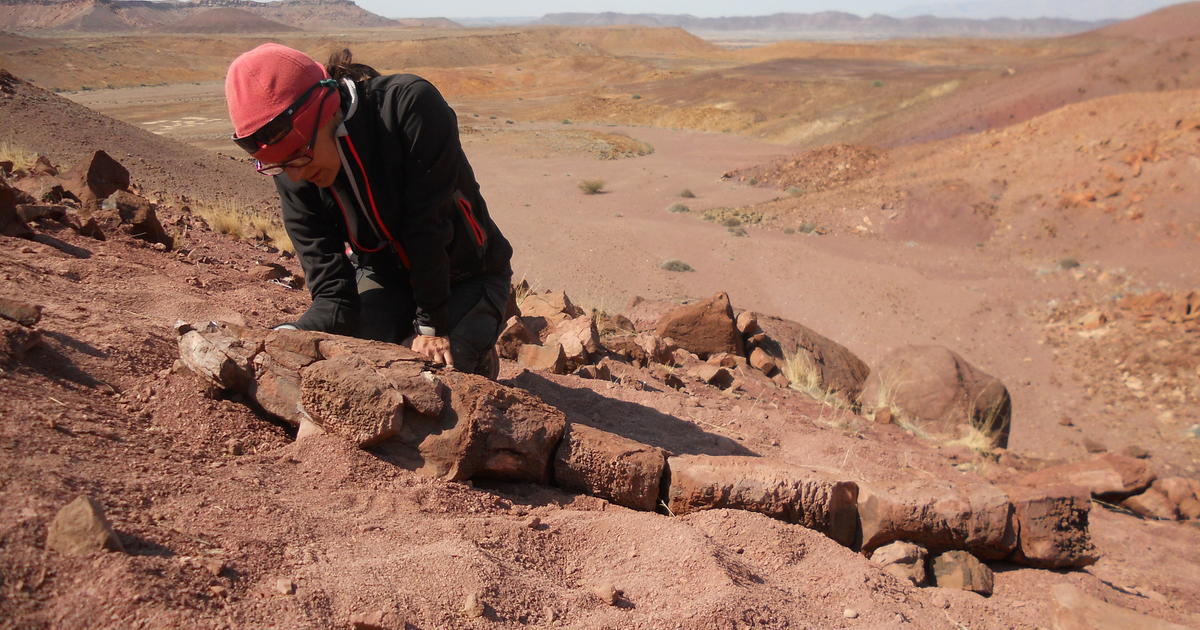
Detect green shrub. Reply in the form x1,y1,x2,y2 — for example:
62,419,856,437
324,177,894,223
679,188,696,198
719,216,742,228
667,203,690,213
660,259,694,272
786,186,803,197
873,80,884,87
1058,258,1081,270
728,227,748,237
632,94,642,99
798,221,818,234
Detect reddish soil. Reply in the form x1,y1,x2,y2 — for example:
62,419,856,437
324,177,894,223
2,6,1200,628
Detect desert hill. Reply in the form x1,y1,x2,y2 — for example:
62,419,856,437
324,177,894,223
160,7,299,34
0,0,396,33
1090,0,1200,40
537,10,1110,39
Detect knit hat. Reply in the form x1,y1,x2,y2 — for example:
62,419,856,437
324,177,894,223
225,43,340,164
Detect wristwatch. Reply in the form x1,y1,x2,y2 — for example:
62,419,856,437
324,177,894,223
416,324,437,337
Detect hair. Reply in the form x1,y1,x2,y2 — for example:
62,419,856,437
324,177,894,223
325,48,380,82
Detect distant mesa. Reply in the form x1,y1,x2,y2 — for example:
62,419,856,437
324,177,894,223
162,8,299,33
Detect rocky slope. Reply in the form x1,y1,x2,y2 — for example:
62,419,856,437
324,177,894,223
0,0,396,33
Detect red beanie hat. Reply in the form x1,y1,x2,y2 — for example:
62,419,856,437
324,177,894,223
225,43,340,164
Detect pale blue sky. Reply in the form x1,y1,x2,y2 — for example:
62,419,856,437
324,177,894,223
361,0,1182,20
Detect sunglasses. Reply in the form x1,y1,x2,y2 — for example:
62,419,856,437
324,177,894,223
231,79,336,175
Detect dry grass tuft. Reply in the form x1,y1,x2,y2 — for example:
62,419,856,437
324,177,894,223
0,140,38,171
579,179,606,195
189,197,293,253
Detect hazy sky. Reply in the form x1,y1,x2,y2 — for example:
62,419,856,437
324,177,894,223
361,0,1182,20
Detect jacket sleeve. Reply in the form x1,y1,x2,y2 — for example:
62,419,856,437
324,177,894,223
275,177,359,335
388,79,459,334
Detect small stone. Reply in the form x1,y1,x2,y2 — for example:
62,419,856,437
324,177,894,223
225,438,244,456
462,591,486,617
46,496,125,556
1122,445,1150,459
527,516,542,529
874,407,894,425
870,541,929,586
0,297,42,327
931,551,993,596
275,578,296,595
843,608,859,619
593,582,621,606
1082,438,1106,454
201,558,226,577
930,593,949,609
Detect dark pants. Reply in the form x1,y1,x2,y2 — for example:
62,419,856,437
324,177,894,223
356,267,510,376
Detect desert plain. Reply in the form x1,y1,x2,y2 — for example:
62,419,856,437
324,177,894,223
1,2,1199,628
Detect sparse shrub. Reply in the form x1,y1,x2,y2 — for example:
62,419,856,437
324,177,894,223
578,179,605,195
1057,257,1080,270
748,177,759,186
798,221,818,234
631,94,642,99
660,259,693,272
728,226,748,237
786,186,803,197
783,227,796,235
679,188,696,198
505,120,514,125
719,216,741,228
489,115,497,120
562,119,573,125
667,203,690,213
873,80,884,87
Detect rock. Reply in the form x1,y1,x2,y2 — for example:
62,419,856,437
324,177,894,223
516,342,566,374
666,455,859,547
102,190,173,248
519,290,582,324
1005,484,1097,569
573,363,612,381
842,608,859,619
1082,438,1106,454
497,316,536,360
16,203,68,223
177,322,259,391
554,423,667,511
249,263,289,282
75,150,130,203
1121,444,1150,459
748,347,777,374
623,295,680,331
873,407,894,425
0,297,41,326
655,292,743,358
770,372,790,388
274,578,296,595
462,591,486,617
859,345,1011,448
706,352,741,368
31,154,57,177
0,179,33,239
1151,477,1199,510
350,609,403,630
300,354,404,446
1122,488,1177,520
754,314,870,403
46,496,125,556
931,551,993,595
250,352,307,425
1020,453,1155,501
390,373,566,483
858,479,1016,559
1050,584,1190,630
1077,310,1108,330
1179,497,1200,520
592,582,621,606
691,364,734,389
870,541,929,586
633,332,675,365
549,315,600,367
735,310,759,336
77,217,105,240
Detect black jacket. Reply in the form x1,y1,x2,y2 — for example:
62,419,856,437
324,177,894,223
275,74,512,336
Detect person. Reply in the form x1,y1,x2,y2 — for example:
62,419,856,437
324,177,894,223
224,44,513,377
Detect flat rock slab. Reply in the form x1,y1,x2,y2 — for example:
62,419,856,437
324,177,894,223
1005,484,1097,569
46,496,125,556
554,423,667,511
859,479,1016,560
300,354,405,447
932,550,993,595
666,455,859,547
1021,453,1155,501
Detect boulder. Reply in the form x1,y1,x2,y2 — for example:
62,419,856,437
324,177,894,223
516,342,566,374
1122,488,1178,520
858,479,1017,559
548,314,600,367
497,316,536,360
1050,584,1191,630
859,345,1010,448
250,352,307,425
299,354,404,447
624,295,680,331
1020,453,1155,501
691,364,734,389
749,347,777,375
46,496,125,556
869,541,929,586
0,179,33,239
75,150,130,203
176,321,259,391
666,455,859,547
754,314,869,403
554,423,667,511
102,190,172,248
519,290,582,324
1005,484,1097,569
655,292,743,358
931,551,993,596
0,297,41,327
735,310,760,336
391,373,565,483
633,332,675,365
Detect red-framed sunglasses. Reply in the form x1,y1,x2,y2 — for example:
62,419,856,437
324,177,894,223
231,79,336,175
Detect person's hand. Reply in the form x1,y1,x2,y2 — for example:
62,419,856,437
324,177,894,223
411,335,454,368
